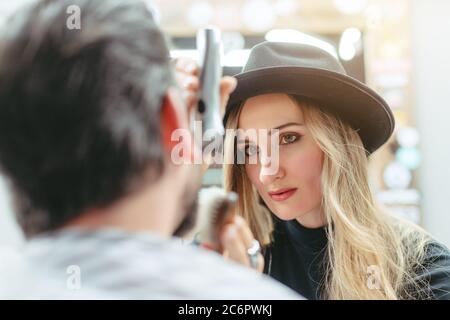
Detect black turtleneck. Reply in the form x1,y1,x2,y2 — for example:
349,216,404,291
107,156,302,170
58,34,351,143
263,216,328,300
263,216,450,300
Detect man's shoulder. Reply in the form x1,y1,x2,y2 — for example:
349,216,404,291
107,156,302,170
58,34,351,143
0,229,301,299
134,236,301,299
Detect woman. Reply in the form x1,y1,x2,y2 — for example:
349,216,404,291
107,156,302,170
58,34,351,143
222,41,450,299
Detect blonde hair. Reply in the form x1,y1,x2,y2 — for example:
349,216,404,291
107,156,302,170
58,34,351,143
223,95,432,299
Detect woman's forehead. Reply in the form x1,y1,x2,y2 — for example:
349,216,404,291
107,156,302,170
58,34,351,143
238,93,304,130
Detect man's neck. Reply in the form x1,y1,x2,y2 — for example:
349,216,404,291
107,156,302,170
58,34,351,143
64,176,181,238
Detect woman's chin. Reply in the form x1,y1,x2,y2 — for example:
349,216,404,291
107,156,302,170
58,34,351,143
269,203,316,222
262,198,308,221
270,207,300,221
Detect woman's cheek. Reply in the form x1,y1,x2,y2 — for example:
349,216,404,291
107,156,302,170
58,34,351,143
286,148,323,183
245,164,268,201
286,146,324,206
245,164,261,188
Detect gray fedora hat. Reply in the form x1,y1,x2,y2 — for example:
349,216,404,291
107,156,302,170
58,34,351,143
224,41,395,154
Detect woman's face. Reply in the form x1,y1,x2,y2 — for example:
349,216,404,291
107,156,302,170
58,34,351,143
238,93,325,228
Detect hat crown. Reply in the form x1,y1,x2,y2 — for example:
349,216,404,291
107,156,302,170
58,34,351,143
243,41,347,75
226,41,394,154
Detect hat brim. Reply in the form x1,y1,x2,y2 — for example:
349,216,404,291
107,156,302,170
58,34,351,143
224,66,394,154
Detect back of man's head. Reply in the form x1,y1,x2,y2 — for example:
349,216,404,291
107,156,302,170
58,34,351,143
0,0,174,237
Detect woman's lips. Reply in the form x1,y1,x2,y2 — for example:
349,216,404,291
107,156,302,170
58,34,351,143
268,188,298,201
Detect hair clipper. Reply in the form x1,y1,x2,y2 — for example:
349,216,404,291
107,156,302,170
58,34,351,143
196,27,224,147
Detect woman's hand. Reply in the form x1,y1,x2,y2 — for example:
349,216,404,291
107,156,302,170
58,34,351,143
220,215,265,273
174,57,237,117
174,57,236,171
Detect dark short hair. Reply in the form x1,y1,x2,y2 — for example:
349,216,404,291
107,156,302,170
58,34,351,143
0,0,175,237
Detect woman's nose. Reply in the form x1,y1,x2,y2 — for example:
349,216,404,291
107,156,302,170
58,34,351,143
258,155,284,185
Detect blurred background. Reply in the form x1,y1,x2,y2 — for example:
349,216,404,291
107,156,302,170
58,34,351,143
0,0,449,248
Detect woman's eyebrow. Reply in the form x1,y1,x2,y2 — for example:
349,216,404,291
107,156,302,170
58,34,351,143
270,122,304,134
236,122,304,143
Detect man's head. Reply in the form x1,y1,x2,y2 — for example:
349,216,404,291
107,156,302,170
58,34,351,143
0,0,199,237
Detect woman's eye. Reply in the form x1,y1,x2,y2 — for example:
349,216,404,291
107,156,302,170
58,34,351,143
245,145,259,156
280,133,299,145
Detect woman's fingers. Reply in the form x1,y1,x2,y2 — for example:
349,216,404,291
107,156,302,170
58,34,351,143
234,215,255,249
174,57,199,76
221,225,250,267
220,217,265,273
219,76,237,116
182,90,198,110
256,253,265,273
176,74,199,91
234,216,265,273
173,57,237,119
173,57,200,112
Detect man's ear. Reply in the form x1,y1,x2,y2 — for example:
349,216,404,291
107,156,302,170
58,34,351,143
160,88,183,154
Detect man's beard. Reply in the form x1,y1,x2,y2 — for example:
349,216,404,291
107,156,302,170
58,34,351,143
172,173,202,238
172,189,198,237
